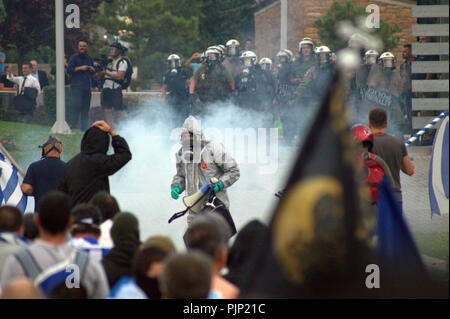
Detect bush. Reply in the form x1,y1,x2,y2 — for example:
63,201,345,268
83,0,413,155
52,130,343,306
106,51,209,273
43,85,73,122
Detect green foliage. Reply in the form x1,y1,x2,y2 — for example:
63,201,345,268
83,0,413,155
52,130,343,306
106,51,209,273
0,0,5,24
197,0,255,47
42,85,73,123
91,0,200,83
0,43,19,63
314,0,400,52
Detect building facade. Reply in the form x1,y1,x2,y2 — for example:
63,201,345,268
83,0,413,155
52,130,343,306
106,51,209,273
254,0,417,63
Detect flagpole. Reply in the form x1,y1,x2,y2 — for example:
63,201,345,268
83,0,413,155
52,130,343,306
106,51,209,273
0,143,25,177
405,111,449,147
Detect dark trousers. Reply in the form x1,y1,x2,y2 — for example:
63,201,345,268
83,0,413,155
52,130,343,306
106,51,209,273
71,87,92,131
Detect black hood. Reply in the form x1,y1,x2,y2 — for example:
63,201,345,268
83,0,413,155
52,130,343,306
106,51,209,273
81,127,110,154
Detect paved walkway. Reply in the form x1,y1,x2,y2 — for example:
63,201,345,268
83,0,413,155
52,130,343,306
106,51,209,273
402,146,449,233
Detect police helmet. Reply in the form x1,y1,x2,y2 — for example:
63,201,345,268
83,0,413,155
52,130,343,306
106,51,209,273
205,48,221,64
276,50,291,63
379,51,396,69
364,50,379,65
283,49,294,62
299,37,315,54
316,46,332,64
240,51,257,67
226,39,240,57
167,54,181,68
208,45,225,62
259,57,273,70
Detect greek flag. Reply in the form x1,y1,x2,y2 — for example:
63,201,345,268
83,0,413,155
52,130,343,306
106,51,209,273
0,148,27,212
429,115,449,217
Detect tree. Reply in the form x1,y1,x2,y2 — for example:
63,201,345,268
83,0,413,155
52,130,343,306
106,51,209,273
0,1,6,24
0,0,105,69
90,0,201,87
197,0,255,47
314,0,400,52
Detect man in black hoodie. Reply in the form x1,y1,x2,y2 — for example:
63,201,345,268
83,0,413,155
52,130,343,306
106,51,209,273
58,120,132,205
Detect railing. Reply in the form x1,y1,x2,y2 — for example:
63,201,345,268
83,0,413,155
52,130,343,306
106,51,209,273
410,3,449,129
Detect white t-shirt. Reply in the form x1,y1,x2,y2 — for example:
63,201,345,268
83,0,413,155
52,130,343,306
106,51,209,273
98,219,114,248
7,74,41,94
103,57,128,89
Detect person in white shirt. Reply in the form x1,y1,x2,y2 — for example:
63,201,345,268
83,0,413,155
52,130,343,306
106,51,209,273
68,203,110,263
6,62,41,118
100,41,129,125
89,191,121,248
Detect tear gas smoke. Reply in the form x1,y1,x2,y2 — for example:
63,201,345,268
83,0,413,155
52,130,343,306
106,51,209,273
109,98,303,250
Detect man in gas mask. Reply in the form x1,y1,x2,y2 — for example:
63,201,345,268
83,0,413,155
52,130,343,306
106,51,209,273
366,52,405,133
67,40,96,131
258,57,277,128
234,51,263,113
222,39,242,80
162,54,190,127
99,41,130,126
189,48,234,115
21,137,66,212
274,49,297,145
170,116,240,234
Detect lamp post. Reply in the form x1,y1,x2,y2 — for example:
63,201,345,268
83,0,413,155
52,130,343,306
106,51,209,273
51,0,71,135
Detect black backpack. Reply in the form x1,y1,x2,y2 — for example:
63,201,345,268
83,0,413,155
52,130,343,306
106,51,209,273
114,57,133,90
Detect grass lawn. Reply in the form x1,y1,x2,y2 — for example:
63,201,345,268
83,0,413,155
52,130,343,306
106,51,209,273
0,120,84,170
414,231,449,261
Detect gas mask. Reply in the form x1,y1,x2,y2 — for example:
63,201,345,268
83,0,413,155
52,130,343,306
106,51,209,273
206,53,219,69
39,136,61,159
319,53,330,65
169,60,180,74
181,133,197,162
228,46,237,56
261,63,271,71
365,55,377,65
243,58,253,68
382,58,394,69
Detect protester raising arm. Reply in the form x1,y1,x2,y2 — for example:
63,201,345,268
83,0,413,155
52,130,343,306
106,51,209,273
91,121,132,176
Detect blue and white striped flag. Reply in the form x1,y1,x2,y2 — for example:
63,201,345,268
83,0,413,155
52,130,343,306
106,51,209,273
429,115,449,217
0,148,27,212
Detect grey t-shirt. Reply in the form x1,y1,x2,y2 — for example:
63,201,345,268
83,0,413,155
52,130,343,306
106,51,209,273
372,133,407,193
0,240,109,298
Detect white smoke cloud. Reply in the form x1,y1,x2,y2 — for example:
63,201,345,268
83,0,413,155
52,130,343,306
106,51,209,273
109,98,300,250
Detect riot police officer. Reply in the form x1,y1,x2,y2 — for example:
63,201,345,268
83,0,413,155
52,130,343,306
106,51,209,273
292,38,318,85
369,52,405,132
189,48,234,115
258,57,276,127
162,54,190,126
223,39,242,80
274,49,297,145
234,51,263,113
295,46,335,113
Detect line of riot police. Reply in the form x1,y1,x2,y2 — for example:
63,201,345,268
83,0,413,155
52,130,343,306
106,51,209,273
161,36,408,138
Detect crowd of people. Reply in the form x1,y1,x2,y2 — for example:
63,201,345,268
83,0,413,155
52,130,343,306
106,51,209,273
0,32,431,299
0,186,268,299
